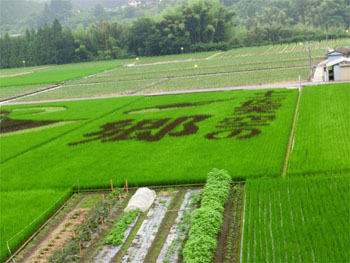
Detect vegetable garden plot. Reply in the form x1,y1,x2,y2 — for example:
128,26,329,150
241,175,350,263
287,83,350,175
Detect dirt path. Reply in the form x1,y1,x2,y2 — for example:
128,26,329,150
213,184,244,263
0,72,33,78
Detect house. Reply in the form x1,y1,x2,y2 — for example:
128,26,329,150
327,47,350,62
312,47,350,82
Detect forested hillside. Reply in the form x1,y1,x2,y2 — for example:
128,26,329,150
2,0,349,35
0,0,349,69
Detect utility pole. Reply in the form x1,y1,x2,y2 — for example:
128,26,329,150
307,41,312,81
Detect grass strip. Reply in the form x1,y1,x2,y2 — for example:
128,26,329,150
281,87,302,177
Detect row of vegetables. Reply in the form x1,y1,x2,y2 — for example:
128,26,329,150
183,168,232,263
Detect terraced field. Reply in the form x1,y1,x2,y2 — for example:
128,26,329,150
5,39,348,103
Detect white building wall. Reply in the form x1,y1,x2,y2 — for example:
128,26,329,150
334,65,341,81
340,66,350,81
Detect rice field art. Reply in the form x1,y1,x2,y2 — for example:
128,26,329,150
1,40,349,263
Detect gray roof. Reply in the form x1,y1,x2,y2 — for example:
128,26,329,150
328,47,350,56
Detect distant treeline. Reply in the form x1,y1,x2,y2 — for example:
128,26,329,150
0,0,348,69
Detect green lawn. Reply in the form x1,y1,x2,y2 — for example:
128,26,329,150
287,83,350,175
241,175,349,262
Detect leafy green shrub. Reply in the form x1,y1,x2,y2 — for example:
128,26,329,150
183,168,232,263
182,235,217,263
105,209,139,246
188,207,222,237
207,168,232,185
200,198,224,213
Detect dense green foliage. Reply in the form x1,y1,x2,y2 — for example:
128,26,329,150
287,83,350,175
241,175,350,262
0,0,234,68
106,209,139,246
2,0,349,69
0,189,71,261
183,168,232,263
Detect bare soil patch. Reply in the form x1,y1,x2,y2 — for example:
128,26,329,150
213,183,244,263
24,208,89,263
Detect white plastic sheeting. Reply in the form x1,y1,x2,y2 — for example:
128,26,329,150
124,187,156,212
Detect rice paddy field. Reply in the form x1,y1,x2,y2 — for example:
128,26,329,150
0,40,349,262
3,39,348,102
241,175,349,263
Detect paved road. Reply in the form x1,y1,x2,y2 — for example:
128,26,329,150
2,81,349,106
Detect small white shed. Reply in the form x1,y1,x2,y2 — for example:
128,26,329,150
325,57,350,81
313,57,350,82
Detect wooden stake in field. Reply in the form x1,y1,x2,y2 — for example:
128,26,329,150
101,194,105,203
125,179,128,194
79,241,82,258
60,244,63,253
90,230,93,243
83,216,86,224
100,216,104,229
118,193,122,205
110,179,114,192
109,205,113,220
72,230,76,239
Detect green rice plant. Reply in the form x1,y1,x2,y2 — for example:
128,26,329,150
146,67,309,92
15,79,154,102
0,84,50,100
0,188,71,262
241,175,350,263
0,96,140,163
0,61,121,87
287,83,350,175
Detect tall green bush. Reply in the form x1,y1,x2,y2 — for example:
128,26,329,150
183,168,232,263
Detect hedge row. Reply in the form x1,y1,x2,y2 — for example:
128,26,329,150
183,168,232,263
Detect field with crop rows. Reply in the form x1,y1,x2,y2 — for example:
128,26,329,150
4,39,347,103
241,175,350,262
0,40,349,263
287,83,350,175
